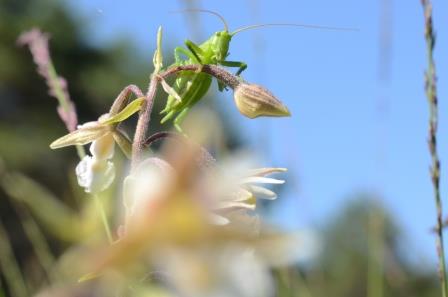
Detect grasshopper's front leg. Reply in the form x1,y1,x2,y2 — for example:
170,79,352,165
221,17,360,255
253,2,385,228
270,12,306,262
174,46,200,64
185,40,205,65
187,40,219,76
219,60,248,76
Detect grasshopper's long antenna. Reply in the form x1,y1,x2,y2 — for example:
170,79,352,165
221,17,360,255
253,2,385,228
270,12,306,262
231,23,358,35
170,9,229,32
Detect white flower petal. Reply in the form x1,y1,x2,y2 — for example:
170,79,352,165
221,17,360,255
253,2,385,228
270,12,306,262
240,176,285,185
245,167,287,177
89,132,115,160
214,201,256,211
75,156,115,194
75,156,93,189
220,188,252,202
246,185,277,200
96,160,115,192
77,121,99,129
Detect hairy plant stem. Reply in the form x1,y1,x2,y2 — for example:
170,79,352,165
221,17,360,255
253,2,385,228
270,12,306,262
131,64,242,170
421,1,448,296
109,84,144,116
132,77,158,170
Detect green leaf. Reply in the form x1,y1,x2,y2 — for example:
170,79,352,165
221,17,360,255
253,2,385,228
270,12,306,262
101,97,145,125
50,124,109,149
153,26,163,73
1,172,81,242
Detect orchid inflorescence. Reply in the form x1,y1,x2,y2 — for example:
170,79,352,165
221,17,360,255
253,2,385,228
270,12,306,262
22,26,297,297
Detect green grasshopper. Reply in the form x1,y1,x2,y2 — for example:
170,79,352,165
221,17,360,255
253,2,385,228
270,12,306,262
161,9,352,131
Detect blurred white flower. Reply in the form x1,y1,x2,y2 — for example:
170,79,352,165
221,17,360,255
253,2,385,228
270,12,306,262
124,155,286,228
123,157,175,224
81,150,302,297
208,167,287,225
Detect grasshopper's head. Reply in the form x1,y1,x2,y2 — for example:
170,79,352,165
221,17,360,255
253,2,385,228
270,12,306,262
212,30,232,61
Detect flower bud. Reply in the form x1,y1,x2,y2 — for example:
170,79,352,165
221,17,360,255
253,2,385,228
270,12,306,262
233,83,291,119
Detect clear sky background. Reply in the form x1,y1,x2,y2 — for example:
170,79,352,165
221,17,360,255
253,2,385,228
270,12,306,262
64,0,448,266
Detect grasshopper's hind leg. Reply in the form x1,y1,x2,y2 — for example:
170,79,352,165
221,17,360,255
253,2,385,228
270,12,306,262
219,60,248,76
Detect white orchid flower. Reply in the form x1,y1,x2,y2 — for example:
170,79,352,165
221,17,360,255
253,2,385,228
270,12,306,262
49,97,145,193
208,167,287,225
75,122,116,194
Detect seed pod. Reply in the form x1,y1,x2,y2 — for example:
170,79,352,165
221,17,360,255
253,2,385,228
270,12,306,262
233,83,291,119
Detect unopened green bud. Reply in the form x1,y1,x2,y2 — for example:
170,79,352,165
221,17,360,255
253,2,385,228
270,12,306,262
233,83,291,119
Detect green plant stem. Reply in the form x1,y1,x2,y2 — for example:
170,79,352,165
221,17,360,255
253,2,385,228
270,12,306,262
75,145,86,159
13,204,57,283
0,221,28,297
421,1,448,297
94,194,113,244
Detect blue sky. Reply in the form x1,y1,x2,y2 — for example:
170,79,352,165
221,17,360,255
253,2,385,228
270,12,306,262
65,0,448,265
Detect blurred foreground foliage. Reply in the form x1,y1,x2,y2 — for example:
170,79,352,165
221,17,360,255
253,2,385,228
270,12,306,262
274,197,438,297
0,0,441,296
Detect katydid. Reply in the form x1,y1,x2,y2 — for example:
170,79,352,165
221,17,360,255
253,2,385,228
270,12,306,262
160,9,354,131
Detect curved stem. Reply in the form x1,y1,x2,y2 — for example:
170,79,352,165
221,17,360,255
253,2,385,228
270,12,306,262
144,131,183,147
131,64,241,170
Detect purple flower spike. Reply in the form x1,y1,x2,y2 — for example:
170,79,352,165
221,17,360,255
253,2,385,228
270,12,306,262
18,28,78,132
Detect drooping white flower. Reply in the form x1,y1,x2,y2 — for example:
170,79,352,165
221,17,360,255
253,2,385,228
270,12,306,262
75,131,116,194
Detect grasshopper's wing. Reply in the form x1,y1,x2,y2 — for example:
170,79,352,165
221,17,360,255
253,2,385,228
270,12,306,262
183,73,212,107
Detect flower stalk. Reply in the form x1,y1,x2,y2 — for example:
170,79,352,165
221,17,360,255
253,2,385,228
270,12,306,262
94,194,113,244
421,1,448,296
131,63,289,168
